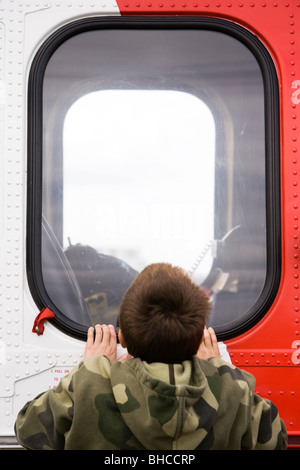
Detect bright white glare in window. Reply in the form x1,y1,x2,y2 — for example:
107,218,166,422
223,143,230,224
63,90,215,280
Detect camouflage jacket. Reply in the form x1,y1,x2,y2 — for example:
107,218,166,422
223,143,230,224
15,355,287,450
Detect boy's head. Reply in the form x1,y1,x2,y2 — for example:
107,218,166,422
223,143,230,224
118,263,211,363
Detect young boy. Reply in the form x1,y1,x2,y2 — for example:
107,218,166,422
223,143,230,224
15,263,287,450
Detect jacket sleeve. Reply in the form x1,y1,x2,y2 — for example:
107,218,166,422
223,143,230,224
249,392,288,450
14,364,78,450
238,367,288,450
207,358,288,450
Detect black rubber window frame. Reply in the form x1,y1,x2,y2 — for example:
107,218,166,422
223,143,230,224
27,16,281,341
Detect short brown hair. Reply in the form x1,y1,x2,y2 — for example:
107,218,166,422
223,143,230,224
118,263,211,363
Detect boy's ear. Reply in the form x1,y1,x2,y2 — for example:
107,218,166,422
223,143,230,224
118,329,127,348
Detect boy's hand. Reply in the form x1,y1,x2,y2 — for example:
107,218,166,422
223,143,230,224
84,324,117,363
196,327,221,360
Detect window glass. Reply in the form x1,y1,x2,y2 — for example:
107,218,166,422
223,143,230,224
39,24,274,336
63,90,215,275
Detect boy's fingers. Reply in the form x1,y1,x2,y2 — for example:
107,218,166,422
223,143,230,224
84,324,118,362
94,324,103,344
207,327,221,357
202,327,210,346
99,324,116,347
87,326,95,344
100,324,110,345
108,324,116,343
208,327,217,344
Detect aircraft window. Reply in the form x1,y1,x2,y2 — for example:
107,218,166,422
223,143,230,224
28,18,280,339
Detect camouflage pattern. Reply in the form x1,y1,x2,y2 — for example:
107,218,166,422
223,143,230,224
15,355,287,450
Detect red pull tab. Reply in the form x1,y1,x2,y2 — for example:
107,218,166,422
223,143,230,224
32,307,55,335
